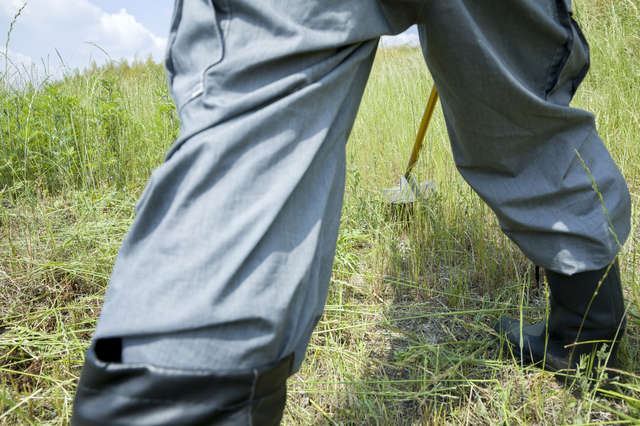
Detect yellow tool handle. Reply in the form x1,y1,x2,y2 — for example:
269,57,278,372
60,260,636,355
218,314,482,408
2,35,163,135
404,84,439,180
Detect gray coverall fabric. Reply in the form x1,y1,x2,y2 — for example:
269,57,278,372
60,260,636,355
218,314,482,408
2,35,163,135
93,0,630,373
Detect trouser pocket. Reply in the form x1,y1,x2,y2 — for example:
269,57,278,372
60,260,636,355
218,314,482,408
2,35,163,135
545,0,590,104
165,0,228,109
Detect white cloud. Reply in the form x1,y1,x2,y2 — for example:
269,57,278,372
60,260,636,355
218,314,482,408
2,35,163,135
0,1,26,17
1,48,33,68
0,48,47,88
0,0,166,77
1,47,33,75
94,9,166,62
380,26,420,48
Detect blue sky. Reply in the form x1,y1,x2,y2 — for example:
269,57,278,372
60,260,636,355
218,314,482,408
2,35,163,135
0,0,418,79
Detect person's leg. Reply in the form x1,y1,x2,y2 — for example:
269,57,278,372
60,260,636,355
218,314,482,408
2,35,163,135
416,0,629,372
72,1,418,424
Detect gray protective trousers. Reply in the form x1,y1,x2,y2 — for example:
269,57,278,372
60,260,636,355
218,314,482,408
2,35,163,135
93,0,630,374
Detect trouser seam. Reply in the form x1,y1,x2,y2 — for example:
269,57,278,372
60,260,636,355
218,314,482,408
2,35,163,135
174,0,232,114
197,0,232,104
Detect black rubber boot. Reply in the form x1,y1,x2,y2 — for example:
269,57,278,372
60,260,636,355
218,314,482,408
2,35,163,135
495,261,626,374
72,339,292,425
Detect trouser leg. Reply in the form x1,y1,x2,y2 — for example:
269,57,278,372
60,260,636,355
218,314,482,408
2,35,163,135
419,1,630,372
94,0,403,373
418,0,630,275
73,0,417,424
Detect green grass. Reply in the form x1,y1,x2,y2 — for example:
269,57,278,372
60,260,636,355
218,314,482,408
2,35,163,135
1,0,640,424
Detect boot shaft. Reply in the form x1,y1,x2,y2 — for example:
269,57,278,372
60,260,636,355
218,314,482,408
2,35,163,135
546,260,626,345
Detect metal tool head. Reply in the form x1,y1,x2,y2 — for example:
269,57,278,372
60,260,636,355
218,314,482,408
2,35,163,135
380,175,435,205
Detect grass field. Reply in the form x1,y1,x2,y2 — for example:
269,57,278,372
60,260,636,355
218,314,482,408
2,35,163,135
1,0,639,424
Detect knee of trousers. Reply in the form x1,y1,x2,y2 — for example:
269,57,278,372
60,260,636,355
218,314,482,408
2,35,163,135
71,340,292,426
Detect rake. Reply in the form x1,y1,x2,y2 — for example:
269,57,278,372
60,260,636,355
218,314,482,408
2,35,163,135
381,84,439,205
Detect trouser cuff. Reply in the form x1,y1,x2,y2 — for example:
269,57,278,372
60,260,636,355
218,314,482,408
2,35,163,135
72,343,292,425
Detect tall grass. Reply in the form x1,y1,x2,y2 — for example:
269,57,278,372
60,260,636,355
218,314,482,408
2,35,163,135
1,0,639,424
0,59,178,195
